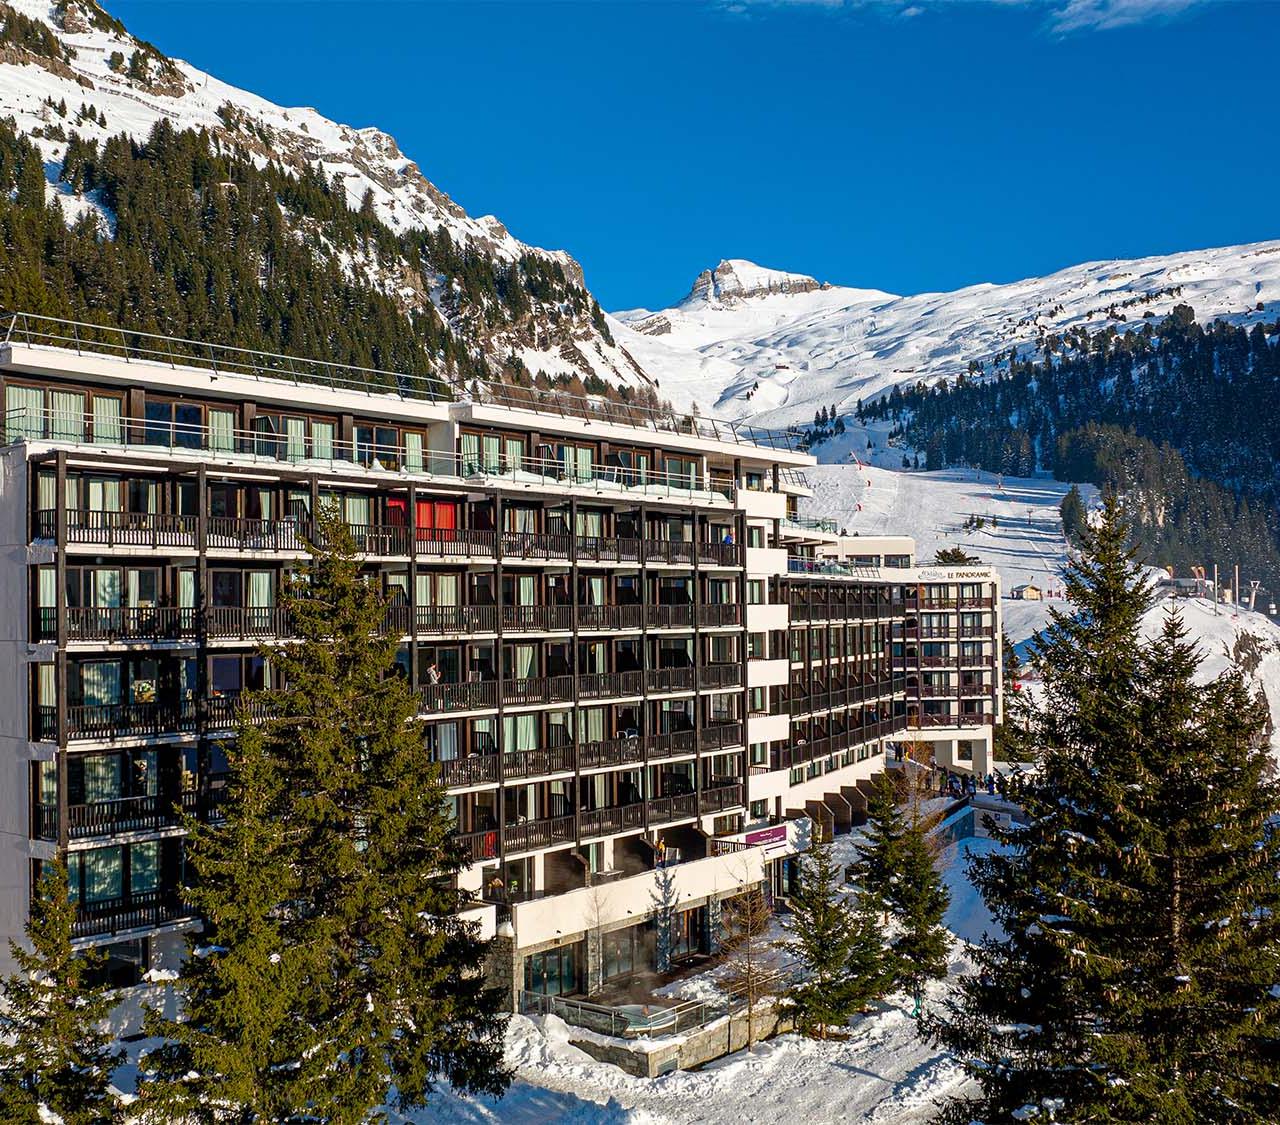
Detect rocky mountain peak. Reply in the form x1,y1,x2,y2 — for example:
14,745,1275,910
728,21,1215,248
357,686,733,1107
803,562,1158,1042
681,259,829,307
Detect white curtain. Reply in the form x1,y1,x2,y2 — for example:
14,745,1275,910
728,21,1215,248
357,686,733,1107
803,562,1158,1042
503,713,537,752
461,432,480,474
585,576,604,605
285,417,307,462
482,434,501,472
516,575,536,605
92,395,123,445
49,391,86,442
248,571,273,608
404,431,424,473
129,841,158,894
513,644,535,679
435,722,458,761
83,755,120,803
504,437,523,472
436,574,459,606
576,510,603,538
37,567,56,609
207,408,234,452
178,570,195,609
582,707,605,743
82,847,123,903
82,662,121,706
5,385,42,440
92,569,122,608
344,494,370,527
575,446,592,482
312,421,334,461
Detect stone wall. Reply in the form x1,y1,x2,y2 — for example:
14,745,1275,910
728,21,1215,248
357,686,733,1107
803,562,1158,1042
568,1000,795,1078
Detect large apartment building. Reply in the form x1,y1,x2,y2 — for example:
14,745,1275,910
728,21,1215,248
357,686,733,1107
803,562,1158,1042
0,314,1000,1013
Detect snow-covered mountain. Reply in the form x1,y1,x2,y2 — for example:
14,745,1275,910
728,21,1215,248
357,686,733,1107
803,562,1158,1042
0,0,648,389
613,243,1280,427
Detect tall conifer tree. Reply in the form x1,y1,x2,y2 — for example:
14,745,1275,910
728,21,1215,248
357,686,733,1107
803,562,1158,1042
781,838,886,1037
139,504,508,1122
0,862,122,1125
933,495,1280,1122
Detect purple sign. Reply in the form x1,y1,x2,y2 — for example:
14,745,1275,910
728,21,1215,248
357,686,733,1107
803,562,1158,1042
745,825,787,848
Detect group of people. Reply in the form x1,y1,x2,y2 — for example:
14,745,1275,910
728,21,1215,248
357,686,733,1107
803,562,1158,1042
932,766,1025,801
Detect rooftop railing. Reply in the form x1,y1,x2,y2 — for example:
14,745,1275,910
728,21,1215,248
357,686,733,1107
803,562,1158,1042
1,310,804,452
5,404,738,505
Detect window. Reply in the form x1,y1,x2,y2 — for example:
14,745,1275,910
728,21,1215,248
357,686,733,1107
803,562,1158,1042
745,471,765,491
747,632,765,660
747,580,766,605
750,799,769,819
524,942,582,997
4,384,43,440
749,687,766,715
208,408,235,452
747,525,765,548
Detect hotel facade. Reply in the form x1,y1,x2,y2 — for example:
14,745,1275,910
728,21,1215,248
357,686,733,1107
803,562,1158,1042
0,314,1000,1011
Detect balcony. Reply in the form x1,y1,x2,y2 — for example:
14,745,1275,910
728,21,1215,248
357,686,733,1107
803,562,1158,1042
501,745,575,780
578,671,644,700
71,890,194,939
646,793,698,825
696,604,742,627
35,700,199,742
576,604,644,631
417,680,498,714
503,815,576,853
205,606,292,641
699,784,744,814
578,735,645,769
438,755,501,788
37,607,199,644
644,667,695,694
501,675,575,706
910,712,995,728
646,729,699,760
500,531,572,561
698,663,742,690
32,793,183,841
501,605,574,633
206,516,309,552
646,604,694,628
580,802,645,839
37,510,197,549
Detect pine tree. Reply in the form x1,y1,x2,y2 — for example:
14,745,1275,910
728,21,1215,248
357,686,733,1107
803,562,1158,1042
852,772,905,925
1087,610,1280,1121
1060,483,1087,546
135,696,310,1120
138,504,509,1122
0,862,122,1125
780,839,886,1038
889,814,950,1005
932,494,1265,1123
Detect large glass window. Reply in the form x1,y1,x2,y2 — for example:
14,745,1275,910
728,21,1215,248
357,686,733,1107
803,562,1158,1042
523,942,581,997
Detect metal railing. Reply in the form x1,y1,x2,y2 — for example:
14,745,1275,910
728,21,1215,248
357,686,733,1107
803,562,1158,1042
1,307,802,451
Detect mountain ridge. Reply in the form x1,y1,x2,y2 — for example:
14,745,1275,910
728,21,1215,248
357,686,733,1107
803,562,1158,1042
612,242,1280,428
0,0,649,392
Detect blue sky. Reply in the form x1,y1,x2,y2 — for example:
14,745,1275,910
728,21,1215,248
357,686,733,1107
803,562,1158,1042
111,0,1277,310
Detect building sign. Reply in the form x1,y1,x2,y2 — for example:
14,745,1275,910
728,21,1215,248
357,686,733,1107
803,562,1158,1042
745,825,787,848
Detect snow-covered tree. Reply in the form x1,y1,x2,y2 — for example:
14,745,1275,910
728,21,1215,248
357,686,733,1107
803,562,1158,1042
780,839,886,1038
933,495,1280,1122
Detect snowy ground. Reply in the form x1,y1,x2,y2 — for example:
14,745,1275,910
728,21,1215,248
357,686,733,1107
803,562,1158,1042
415,821,1002,1125
410,961,977,1125
802,458,1079,645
